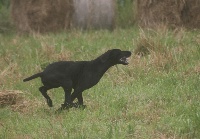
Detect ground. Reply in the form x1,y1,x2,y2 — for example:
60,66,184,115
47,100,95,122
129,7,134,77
0,27,200,138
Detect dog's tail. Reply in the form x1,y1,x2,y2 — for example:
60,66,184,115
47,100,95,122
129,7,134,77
23,72,42,82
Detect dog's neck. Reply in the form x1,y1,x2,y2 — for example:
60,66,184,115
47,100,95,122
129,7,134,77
91,58,115,75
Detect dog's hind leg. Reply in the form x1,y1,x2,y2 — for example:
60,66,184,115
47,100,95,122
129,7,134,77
39,86,53,107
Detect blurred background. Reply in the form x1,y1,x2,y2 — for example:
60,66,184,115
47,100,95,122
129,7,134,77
1,0,199,34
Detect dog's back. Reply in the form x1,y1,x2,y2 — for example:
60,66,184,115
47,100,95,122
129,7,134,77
41,61,93,89
43,61,87,77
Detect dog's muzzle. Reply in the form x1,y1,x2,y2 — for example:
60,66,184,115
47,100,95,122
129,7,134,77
120,57,129,65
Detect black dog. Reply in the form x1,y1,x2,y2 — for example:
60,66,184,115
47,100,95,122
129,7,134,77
23,49,131,109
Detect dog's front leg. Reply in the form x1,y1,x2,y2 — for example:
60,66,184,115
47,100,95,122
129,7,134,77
76,92,83,105
62,86,73,109
71,89,86,109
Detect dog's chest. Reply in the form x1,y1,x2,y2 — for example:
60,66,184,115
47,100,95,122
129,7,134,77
76,70,103,89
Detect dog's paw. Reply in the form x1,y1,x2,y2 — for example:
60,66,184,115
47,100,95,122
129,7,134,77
61,103,74,109
78,104,86,109
73,102,86,109
55,103,71,113
55,106,66,114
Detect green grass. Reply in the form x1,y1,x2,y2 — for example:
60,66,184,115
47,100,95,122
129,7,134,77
0,27,200,139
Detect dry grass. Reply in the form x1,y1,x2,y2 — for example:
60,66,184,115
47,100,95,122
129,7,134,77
137,0,200,29
40,44,72,61
0,90,23,107
133,30,177,72
0,90,44,114
0,63,19,86
11,97,44,114
185,62,200,76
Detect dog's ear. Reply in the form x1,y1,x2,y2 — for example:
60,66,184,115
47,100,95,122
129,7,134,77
99,50,111,63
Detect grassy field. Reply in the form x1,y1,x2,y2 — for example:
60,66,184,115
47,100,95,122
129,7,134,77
0,27,200,139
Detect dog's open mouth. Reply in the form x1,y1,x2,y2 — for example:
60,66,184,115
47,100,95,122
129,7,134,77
120,57,130,65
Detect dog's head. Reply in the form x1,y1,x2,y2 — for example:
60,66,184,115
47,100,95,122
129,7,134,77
100,49,131,65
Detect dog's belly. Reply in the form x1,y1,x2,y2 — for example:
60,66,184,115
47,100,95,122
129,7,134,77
74,72,102,90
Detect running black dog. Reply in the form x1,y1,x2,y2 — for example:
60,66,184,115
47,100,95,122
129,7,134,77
23,49,131,109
